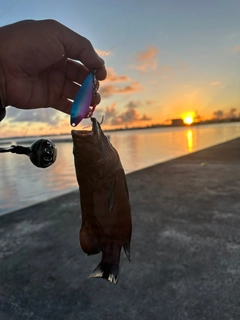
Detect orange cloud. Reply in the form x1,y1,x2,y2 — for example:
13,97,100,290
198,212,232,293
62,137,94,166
133,46,159,72
100,68,141,97
103,101,152,127
210,81,221,87
96,49,111,56
105,103,118,119
137,46,159,61
100,81,142,98
104,68,131,83
232,46,240,53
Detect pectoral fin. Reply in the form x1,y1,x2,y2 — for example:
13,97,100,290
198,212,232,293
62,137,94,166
80,222,101,255
106,179,117,212
124,241,131,261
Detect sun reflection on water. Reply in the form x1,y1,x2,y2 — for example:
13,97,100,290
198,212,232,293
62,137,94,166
187,129,193,152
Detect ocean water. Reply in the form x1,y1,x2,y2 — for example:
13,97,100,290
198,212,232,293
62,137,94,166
0,122,240,216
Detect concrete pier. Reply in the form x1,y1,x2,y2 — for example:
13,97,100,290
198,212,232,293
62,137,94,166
1,138,240,320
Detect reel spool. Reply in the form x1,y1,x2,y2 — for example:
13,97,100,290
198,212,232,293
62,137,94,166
0,138,57,168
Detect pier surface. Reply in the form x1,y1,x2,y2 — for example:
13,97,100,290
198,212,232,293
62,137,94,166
1,138,240,320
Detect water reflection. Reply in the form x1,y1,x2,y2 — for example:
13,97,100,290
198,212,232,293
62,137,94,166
187,130,193,152
1,122,240,215
0,142,78,215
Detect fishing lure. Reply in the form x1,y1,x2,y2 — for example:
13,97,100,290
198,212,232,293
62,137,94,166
70,70,98,127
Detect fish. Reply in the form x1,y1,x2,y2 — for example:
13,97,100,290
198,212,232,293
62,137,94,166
71,117,132,284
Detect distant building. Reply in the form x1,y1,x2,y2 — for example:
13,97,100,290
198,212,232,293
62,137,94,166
171,119,184,126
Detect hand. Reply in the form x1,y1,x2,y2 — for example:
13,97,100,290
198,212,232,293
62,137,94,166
0,19,107,114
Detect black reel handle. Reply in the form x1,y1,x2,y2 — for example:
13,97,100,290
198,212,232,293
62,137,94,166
0,139,57,168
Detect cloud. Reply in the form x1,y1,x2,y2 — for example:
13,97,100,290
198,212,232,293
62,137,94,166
6,107,61,125
99,68,142,98
205,84,240,115
212,108,240,120
232,46,240,53
100,81,142,98
96,49,111,56
104,103,118,120
104,68,130,83
132,46,159,72
210,81,221,87
124,100,154,109
125,101,141,109
103,101,152,126
213,110,224,119
228,108,237,118
137,46,159,61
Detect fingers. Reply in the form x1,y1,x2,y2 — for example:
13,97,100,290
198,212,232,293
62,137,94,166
95,66,107,81
66,60,89,84
66,58,106,87
92,93,101,106
62,78,80,100
56,21,107,80
53,97,72,114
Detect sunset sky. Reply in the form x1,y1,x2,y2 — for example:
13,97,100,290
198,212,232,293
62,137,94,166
0,0,240,137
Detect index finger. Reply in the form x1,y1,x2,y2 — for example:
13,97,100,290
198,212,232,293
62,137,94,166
56,21,107,80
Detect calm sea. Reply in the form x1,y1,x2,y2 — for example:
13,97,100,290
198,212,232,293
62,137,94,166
1,122,240,216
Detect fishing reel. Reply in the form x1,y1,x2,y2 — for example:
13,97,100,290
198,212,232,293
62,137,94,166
0,138,57,168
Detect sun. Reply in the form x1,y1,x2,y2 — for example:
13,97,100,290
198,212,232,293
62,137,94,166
182,112,195,125
184,116,193,125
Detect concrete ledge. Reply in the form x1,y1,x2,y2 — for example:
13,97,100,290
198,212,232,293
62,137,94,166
1,138,240,320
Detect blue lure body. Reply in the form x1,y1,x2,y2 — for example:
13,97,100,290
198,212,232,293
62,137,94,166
70,73,94,127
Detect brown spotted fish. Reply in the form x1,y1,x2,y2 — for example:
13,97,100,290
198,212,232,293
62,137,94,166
71,117,132,284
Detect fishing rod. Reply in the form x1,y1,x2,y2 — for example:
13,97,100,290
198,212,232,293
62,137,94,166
0,139,57,168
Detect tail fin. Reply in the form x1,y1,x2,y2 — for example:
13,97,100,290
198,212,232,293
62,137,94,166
88,248,121,284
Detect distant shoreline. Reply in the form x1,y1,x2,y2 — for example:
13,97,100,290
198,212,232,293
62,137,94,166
104,118,240,133
1,119,240,142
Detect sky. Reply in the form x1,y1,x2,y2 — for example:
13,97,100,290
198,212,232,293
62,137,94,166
0,0,240,137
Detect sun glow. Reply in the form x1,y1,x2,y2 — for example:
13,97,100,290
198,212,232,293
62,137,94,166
182,112,195,125
184,116,193,125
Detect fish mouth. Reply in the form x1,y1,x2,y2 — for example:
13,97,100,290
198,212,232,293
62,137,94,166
71,117,100,139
